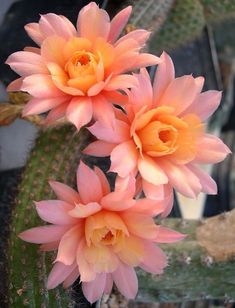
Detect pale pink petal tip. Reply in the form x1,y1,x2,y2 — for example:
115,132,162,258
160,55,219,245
66,97,93,131
108,5,132,43
112,262,138,299
155,227,187,243
6,78,23,92
47,262,77,289
82,273,106,304
77,1,110,41
69,202,101,218
76,161,103,203
48,180,80,204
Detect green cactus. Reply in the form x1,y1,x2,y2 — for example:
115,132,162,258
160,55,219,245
7,126,90,307
136,218,235,303
201,0,235,23
101,218,235,306
149,0,206,53
125,0,175,32
147,0,235,53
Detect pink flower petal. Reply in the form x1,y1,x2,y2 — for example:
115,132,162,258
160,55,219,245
77,239,96,282
194,134,231,164
47,262,77,289
121,212,158,239
23,96,69,116
6,51,48,76
56,225,83,265
142,180,165,199
69,202,101,218
138,156,168,186
94,166,110,195
24,22,45,46
110,141,138,177
63,268,80,288
117,235,144,266
155,226,186,243
77,2,110,41
82,273,106,304
153,52,175,104
104,273,113,294
115,174,136,198
108,6,132,43
92,94,115,128
49,180,80,204
160,160,202,198
21,74,63,98
104,90,129,105
181,91,221,120
195,76,205,93
108,45,138,75
160,185,174,218
39,13,76,39
105,74,138,91
83,140,116,157
66,97,93,131
112,262,138,299
101,191,135,211
87,81,105,96
159,75,199,115
19,225,69,244
140,241,167,274
24,23,44,46
114,106,129,123
188,165,217,195
114,38,140,55
141,181,174,217
6,77,23,92
115,29,150,46
35,200,76,225
88,119,130,143
129,68,153,110
44,103,68,125
77,161,103,203
129,198,166,216
128,53,162,71
41,36,66,67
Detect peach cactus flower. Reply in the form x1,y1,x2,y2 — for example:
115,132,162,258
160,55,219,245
84,52,231,207
6,2,160,130
19,161,184,303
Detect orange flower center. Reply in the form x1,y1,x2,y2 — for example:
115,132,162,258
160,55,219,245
47,36,115,94
59,49,99,93
83,210,145,271
132,107,204,163
85,211,128,248
65,51,98,80
138,121,178,156
75,53,91,66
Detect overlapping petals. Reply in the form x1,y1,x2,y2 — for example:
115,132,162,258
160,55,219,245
6,2,160,130
8,2,232,304
19,161,184,303
84,52,231,200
